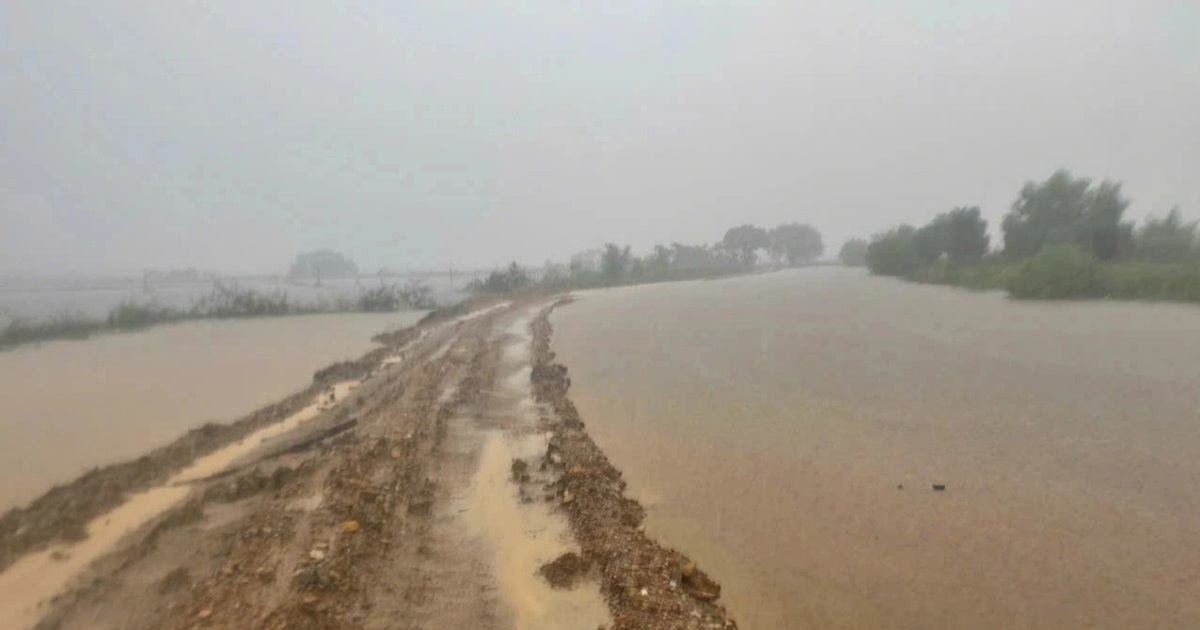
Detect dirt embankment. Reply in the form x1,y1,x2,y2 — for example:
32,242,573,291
0,325,420,573
530,300,737,629
31,306,501,630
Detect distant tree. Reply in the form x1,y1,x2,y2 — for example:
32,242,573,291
670,243,737,274
838,239,869,266
866,225,920,277
541,262,568,284
721,225,769,267
288,250,358,280
648,244,672,279
1002,170,1133,261
767,223,824,266
912,206,990,265
629,257,646,282
913,222,946,265
1136,207,1198,263
941,206,990,263
600,243,632,285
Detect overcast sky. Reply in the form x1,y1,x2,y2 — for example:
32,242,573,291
4,1,1198,276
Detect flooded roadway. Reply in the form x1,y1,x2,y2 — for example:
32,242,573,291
551,268,1200,629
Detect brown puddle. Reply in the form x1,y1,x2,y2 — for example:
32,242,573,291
0,380,358,629
462,431,609,630
458,311,608,630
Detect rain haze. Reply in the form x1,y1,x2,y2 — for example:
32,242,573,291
4,1,1199,275
5,3,1200,630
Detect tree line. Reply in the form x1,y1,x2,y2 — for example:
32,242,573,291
856,169,1200,301
468,222,825,294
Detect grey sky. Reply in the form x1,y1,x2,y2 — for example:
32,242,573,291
3,1,1198,276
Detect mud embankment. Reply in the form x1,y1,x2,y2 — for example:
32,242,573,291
530,300,737,629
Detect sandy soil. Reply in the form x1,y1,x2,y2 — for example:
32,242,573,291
0,298,734,629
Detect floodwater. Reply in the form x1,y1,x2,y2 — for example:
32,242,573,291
0,312,423,512
0,379,359,630
552,268,1200,629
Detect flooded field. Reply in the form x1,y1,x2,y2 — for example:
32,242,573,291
0,312,423,512
0,275,479,322
552,268,1200,629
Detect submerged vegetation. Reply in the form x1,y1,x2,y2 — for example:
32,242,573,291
857,169,1200,304
0,280,436,351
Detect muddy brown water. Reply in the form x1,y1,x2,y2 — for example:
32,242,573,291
551,268,1200,629
0,312,423,512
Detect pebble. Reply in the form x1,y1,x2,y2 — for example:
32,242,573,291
309,549,326,561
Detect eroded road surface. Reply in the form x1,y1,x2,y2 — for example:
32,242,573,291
0,299,735,630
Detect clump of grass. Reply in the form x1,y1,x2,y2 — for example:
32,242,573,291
107,301,184,330
0,314,105,350
190,282,294,318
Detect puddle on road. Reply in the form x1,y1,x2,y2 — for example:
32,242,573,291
462,431,609,630
458,310,607,629
0,380,358,630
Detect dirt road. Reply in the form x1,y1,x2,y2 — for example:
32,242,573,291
0,299,735,630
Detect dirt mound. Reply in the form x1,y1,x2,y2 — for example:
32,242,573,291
539,551,591,588
531,301,737,629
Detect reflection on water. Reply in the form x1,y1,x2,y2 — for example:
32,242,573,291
552,268,1200,629
0,312,423,511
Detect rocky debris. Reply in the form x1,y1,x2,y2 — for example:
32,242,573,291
539,551,591,589
530,301,737,629
157,567,192,594
510,458,530,482
679,562,722,601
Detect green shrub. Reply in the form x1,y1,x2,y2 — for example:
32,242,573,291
1007,245,1102,299
910,262,1015,291
866,226,920,277
1098,263,1200,302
